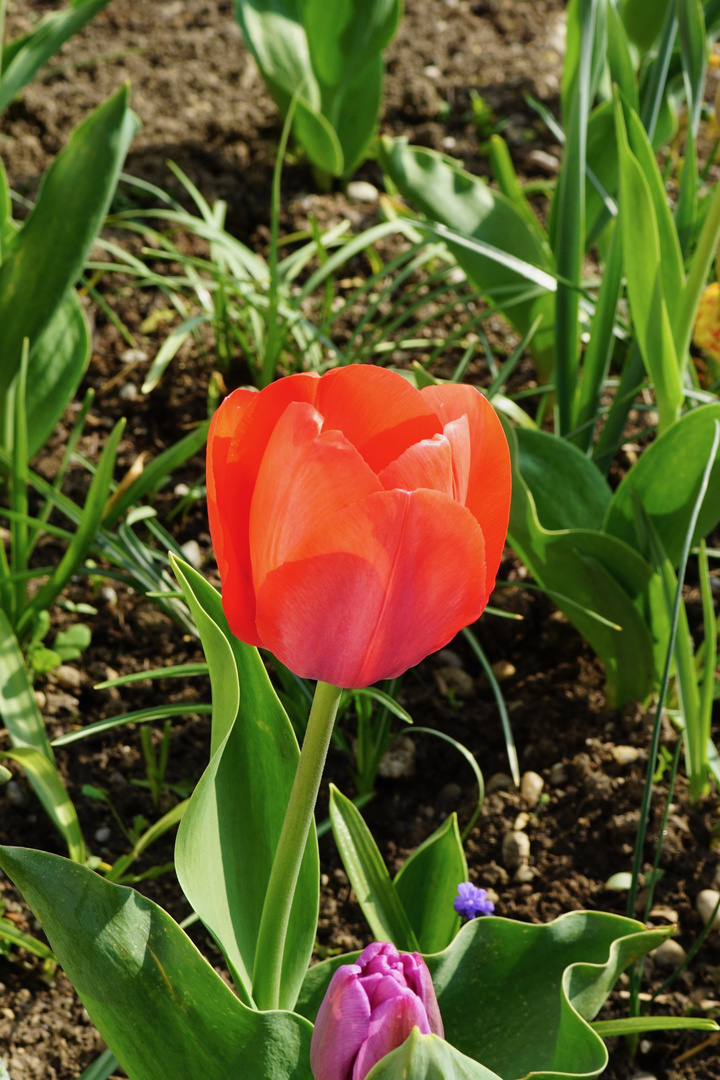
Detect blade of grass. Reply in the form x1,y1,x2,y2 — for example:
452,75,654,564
462,627,519,785
51,704,213,747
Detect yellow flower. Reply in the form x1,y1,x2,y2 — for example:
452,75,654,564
693,282,720,363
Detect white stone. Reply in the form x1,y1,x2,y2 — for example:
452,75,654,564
502,830,530,870
612,745,640,765
346,181,379,203
180,540,203,569
54,664,83,692
520,771,544,806
652,939,686,970
696,889,720,929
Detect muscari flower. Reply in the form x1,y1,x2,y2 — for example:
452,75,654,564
454,881,494,920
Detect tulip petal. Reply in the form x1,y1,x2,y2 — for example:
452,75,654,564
378,432,454,496
256,489,487,687
249,401,382,592
420,384,511,593
401,954,444,1037
316,365,440,474
311,965,371,1080
352,992,430,1080
206,375,320,643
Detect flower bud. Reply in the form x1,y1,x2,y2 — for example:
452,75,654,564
693,282,720,363
310,942,443,1080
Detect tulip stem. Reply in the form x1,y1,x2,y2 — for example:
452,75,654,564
253,679,343,1012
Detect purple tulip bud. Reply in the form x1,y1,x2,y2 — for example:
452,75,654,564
453,881,494,920
310,942,444,1080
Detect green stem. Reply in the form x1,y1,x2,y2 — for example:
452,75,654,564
252,680,342,1011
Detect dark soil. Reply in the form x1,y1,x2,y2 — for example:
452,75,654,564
1,1,720,1079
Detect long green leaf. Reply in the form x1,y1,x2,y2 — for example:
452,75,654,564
2,749,84,862
0,609,53,759
0,85,139,441
393,813,466,953
329,784,420,951
0,0,113,113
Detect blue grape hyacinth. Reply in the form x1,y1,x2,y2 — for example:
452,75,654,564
454,881,494,920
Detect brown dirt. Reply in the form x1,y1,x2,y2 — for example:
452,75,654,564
1,1,720,1079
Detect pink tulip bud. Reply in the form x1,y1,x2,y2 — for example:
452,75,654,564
310,942,443,1080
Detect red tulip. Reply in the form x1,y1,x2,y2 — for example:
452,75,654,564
207,365,511,688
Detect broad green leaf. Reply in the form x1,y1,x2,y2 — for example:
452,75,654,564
1,749,84,862
377,137,556,379
367,1030,502,1080
393,813,466,954
174,561,318,1011
515,427,612,531
0,86,139,442
429,913,671,1079
297,912,671,1080
331,56,384,177
329,784,419,952
304,0,400,89
25,291,91,459
604,403,720,566
0,847,314,1080
0,0,113,114
293,96,345,176
234,0,316,110
506,426,667,706
614,97,683,434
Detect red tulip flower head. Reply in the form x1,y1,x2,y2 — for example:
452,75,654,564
207,365,511,688
310,941,443,1080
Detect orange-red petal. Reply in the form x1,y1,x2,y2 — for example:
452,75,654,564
207,373,320,642
316,365,440,473
378,432,455,495
249,401,382,592
255,489,487,687
420,384,511,593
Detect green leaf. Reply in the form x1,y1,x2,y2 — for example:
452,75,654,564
304,0,400,89
604,403,720,566
0,609,54,759
614,96,683,434
620,0,671,50
173,560,318,1011
592,1016,718,1036
0,847,314,1080
297,911,671,1080
505,425,667,706
377,137,557,379
54,623,91,661
329,784,420,951
171,556,239,755
515,427,612,531
0,0,113,114
393,813,466,954
330,56,383,177
366,1030,502,1080
0,86,139,442
1,749,84,862
0,915,55,960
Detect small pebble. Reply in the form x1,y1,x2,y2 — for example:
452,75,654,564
491,660,516,681
377,735,415,779
346,181,379,203
631,1073,658,1080
612,745,640,765
435,648,463,668
502,830,530,871
520,770,544,807
1,1007,15,1020
434,665,474,698
119,382,139,401
639,1040,652,1055
174,483,190,497
526,149,561,174
513,864,536,884
549,762,568,786
180,540,203,569
99,586,118,606
513,812,530,830
54,664,83,692
652,939,687,970
441,135,457,150
120,348,148,364
486,772,514,793
94,826,112,844
697,889,720,929
33,690,46,710
424,64,441,79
